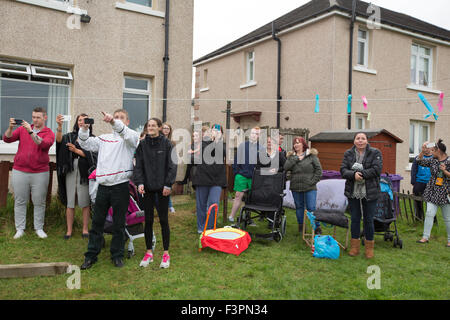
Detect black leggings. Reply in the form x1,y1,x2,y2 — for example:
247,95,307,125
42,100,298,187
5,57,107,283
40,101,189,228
143,190,170,251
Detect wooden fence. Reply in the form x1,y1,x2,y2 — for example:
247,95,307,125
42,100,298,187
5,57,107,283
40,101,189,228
394,190,427,223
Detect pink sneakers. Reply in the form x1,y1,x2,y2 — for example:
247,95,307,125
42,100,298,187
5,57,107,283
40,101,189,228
139,252,153,267
160,253,170,269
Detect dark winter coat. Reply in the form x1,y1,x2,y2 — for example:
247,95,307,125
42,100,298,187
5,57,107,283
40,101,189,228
133,134,177,191
191,138,227,188
340,144,383,201
284,148,322,192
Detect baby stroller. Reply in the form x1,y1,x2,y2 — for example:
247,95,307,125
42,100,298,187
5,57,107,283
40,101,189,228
88,171,155,258
362,176,403,249
237,168,287,242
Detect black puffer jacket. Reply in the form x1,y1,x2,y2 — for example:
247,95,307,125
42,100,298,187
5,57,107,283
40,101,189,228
133,134,177,191
340,144,383,201
191,138,227,188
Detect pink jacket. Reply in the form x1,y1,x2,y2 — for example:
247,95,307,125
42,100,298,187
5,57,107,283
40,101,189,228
3,125,55,173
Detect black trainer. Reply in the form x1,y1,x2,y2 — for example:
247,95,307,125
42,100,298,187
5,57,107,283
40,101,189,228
80,258,96,270
112,258,124,268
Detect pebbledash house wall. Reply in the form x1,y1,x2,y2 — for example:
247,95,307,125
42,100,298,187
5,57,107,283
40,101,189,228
194,13,450,191
0,0,194,191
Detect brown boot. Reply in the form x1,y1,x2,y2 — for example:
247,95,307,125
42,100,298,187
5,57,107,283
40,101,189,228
365,240,375,259
348,238,360,256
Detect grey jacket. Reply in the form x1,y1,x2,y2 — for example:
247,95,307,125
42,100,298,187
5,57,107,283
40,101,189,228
284,148,323,192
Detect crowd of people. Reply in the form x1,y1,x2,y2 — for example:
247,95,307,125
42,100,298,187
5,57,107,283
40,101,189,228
4,107,450,270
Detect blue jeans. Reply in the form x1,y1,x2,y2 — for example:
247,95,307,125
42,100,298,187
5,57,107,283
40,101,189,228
196,186,222,233
348,198,377,241
292,190,319,227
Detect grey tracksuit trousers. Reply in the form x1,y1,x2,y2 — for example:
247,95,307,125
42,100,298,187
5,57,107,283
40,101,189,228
11,169,49,231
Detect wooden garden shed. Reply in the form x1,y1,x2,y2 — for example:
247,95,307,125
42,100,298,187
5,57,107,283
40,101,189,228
309,129,403,174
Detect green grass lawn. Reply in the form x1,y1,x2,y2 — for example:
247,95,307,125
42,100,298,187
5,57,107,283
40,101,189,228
0,194,449,300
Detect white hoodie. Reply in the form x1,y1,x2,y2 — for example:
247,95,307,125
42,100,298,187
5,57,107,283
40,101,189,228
78,120,139,186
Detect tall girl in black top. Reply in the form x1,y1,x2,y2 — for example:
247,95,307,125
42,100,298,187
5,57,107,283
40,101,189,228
133,118,177,268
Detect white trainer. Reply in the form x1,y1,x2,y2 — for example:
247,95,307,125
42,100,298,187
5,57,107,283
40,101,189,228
13,230,25,239
160,253,170,269
169,207,176,213
139,252,153,267
35,230,48,239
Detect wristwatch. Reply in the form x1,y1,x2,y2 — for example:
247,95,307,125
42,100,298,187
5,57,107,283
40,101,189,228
28,130,33,135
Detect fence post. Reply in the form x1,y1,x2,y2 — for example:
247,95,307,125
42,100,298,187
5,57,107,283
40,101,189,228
46,162,56,209
0,161,11,208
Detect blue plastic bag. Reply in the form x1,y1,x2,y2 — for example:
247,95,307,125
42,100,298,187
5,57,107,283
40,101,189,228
313,235,340,260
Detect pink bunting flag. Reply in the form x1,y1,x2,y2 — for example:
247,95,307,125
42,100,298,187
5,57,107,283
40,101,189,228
362,96,368,110
437,92,444,112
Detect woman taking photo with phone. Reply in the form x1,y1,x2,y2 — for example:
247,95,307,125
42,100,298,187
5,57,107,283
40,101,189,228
416,139,450,247
134,118,177,268
56,114,97,240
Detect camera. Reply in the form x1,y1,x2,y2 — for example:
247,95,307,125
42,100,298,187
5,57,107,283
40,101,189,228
84,118,95,125
426,142,436,149
14,119,23,125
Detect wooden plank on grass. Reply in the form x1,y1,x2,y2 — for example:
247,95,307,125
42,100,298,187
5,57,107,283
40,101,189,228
0,262,70,279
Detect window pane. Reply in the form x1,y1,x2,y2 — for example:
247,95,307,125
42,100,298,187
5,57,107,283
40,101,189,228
419,46,426,56
123,92,149,133
0,79,69,138
420,125,429,145
358,41,365,65
249,61,254,81
410,55,417,84
424,48,431,56
248,52,254,60
125,78,148,91
358,30,367,40
411,44,418,55
419,57,430,86
126,0,152,7
409,123,415,154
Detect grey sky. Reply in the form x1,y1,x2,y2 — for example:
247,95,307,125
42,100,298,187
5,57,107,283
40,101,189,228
193,0,450,60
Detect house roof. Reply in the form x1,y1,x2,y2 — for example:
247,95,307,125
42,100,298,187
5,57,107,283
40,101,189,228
193,0,450,65
309,129,404,143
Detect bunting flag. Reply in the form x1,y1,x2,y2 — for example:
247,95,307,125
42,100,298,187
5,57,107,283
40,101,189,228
314,94,320,113
362,96,368,110
347,94,352,113
437,92,444,112
367,112,372,122
419,92,438,121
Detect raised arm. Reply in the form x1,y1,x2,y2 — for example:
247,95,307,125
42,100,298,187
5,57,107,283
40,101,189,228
78,126,100,153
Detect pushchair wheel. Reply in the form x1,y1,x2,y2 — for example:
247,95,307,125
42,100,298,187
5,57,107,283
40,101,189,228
280,216,287,236
273,231,282,243
393,238,398,248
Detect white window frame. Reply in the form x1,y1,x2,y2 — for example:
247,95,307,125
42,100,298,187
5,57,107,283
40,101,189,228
0,77,71,155
16,0,87,15
31,66,73,81
409,120,431,158
0,62,31,77
123,76,151,129
355,114,366,130
246,51,255,84
357,29,369,67
125,0,153,8
200,69,209,92
115,1,164,18
410,43,433,88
